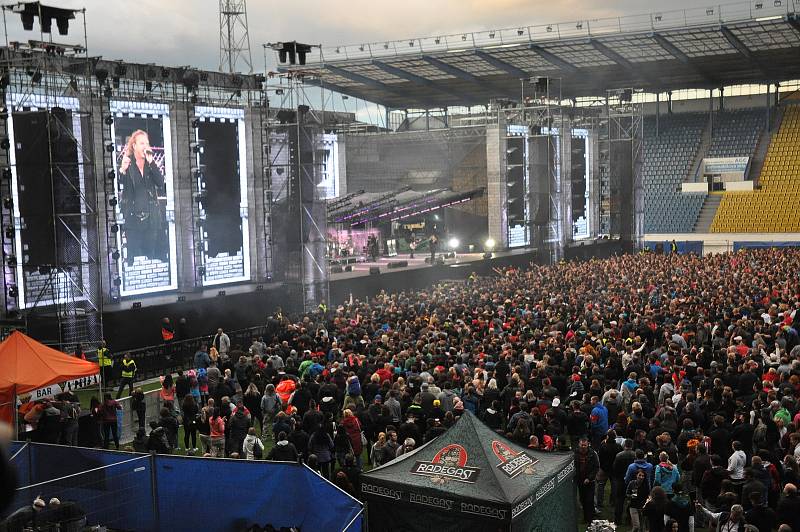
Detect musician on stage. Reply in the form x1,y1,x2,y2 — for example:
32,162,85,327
118,130,167,265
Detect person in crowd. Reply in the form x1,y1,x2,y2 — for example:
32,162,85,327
242,427,264,460
182,394,199,454
100,394,121,450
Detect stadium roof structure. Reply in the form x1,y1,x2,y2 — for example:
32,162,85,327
276,0,800,108
327,188,485,227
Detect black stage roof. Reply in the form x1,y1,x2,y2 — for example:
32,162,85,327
277,1,800,108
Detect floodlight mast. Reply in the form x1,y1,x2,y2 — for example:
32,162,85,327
219,0,253,73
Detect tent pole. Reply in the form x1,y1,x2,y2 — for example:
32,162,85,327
12,384,18,440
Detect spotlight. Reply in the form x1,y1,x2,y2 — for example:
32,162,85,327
8,285,17,298
4,226,13,239
108,197,118,207
190,141,202,154
6,255,16,267
217,290,226,297
0,138,9,150
484,238,496,250
177,295,187,302
517,29,525,36
111,250,120,260
2,168,12,180
198,266,206,276
488,32,495,38
191,118,200,128
94,68,108,86
132,302,142,309
107,170,115,180
104,115,114,125
110,223,119,233
448,237,459,250
104,142,114,153
2,197,12,210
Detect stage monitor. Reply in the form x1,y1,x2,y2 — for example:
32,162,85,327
5,94,86,309
109,101,177,296
193,106,250,285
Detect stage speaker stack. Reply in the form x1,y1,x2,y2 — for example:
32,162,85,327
330,265,343,274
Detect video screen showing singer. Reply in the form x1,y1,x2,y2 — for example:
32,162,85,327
118,129,168,265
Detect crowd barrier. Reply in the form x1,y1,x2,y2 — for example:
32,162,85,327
643,240,704,255
4,442,363,531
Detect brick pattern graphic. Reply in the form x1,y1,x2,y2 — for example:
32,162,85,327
204,250,245,282
24,269,81,305
122,256,171,292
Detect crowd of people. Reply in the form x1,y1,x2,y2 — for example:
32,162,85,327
9,247,800,531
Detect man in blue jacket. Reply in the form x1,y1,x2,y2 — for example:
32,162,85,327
624,449,655,487
590,396,609,448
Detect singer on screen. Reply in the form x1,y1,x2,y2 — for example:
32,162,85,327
118,129,167,265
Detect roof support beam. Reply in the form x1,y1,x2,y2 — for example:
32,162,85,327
474,50,529,79
589,39,652,88
650,33,717,87
527,44,579,74
324,64,405,95
421,55,515,98
370,60,474,106
719,25,770,78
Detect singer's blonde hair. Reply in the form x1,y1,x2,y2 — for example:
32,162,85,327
124,129,149,158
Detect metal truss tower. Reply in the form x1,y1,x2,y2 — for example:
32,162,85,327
219,0,253,74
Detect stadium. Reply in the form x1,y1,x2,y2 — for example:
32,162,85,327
0,0,800,530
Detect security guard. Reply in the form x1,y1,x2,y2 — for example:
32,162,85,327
670,240,678,254
116,353,137,399
96,340,113,386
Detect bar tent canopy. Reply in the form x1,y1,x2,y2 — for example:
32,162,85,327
361,410,577,532
0,330,99,424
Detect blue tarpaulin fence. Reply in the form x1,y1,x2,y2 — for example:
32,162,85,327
733,241,800,251
3,442,363,531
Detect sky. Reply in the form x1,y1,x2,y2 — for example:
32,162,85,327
3,0,711,72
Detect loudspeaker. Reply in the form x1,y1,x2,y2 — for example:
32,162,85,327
330,265,343,274
387,260,408,269
369,266,380,275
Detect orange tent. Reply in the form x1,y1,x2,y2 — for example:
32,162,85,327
0,330,99,425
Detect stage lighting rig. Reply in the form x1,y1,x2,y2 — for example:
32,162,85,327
6,2,78,36
268,41,315,66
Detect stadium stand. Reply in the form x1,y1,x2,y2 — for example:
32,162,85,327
642,112,707,233
706,108,764,158
710,105,800,232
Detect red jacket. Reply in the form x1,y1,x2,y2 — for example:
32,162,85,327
342,415,363,455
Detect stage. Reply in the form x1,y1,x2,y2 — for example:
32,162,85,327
98,239,623,352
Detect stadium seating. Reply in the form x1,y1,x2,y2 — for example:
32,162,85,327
642,113,707,233
707,108,763,158
710,105,800,233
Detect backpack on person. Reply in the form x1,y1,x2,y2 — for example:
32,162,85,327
253,440,263,459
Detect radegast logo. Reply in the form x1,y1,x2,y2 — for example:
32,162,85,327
409,493,455,510
361,483,402,500
412,444,480,484
491,440,538,478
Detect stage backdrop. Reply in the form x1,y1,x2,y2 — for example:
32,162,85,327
6,94,87,309
110,101,177,296
193,106,249,285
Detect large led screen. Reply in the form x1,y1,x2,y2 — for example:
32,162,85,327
193,106,249,285
110,101,176,296
6,95,86,308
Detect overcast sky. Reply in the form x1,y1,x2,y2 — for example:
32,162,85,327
5,0,709,72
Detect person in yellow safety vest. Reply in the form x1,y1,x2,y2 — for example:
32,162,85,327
670,240,678,254
318,301,327,315
116,353,137,399
97,340,113,386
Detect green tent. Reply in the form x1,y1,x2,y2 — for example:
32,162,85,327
361,410,577,532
